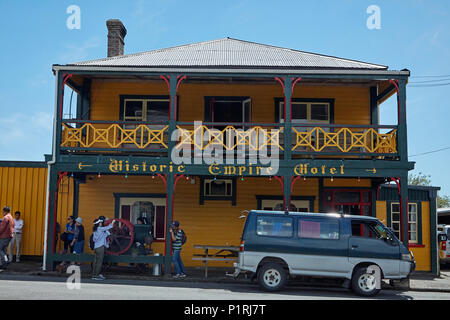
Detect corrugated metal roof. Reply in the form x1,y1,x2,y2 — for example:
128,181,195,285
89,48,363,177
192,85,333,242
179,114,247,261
70,38,387,70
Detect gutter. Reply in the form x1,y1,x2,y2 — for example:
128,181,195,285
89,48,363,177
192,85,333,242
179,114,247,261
52,64,411,78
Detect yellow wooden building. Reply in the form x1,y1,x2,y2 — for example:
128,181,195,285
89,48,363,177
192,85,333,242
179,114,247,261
0,19,441,275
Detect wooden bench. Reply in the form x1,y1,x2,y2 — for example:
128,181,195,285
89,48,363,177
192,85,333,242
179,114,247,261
192,245,239,278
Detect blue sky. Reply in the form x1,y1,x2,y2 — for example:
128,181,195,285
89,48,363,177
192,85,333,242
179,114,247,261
0,0,449,196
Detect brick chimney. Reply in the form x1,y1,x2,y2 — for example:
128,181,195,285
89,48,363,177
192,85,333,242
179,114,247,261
106,19,127,57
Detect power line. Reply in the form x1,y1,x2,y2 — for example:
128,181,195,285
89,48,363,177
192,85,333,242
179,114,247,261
409,146,450,158
409,82,450,87
410,74,450,78
409,78,450,84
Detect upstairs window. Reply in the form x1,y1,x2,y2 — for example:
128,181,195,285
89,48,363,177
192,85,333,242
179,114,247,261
120,95,170,122
277,99,332,124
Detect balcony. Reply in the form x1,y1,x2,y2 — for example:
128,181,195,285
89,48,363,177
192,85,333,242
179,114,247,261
60,120,398,160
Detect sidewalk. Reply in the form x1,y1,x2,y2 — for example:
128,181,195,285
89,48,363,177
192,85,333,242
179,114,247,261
2,258,450,293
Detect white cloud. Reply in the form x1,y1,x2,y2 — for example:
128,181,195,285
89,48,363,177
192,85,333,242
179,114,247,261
59,37,102,63
0,112,53,159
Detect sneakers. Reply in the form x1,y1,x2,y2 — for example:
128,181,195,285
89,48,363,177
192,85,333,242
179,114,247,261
173,273,187,279
179,273,187,278
92,274,105,281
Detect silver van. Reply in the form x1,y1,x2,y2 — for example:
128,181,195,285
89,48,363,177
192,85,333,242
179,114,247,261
234,210,415,296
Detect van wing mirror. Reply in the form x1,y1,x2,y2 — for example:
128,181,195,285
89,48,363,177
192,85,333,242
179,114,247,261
438,233,448,242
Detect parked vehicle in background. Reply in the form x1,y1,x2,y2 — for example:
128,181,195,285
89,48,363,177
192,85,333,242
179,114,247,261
234,210,415,297
437,225,450,266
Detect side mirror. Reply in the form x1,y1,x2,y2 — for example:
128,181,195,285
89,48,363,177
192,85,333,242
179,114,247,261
438,233,448,242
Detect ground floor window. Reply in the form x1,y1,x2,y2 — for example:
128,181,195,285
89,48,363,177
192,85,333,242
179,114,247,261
256,196,315,212
323,189,372,216
390,202,418,243
116,195,166,241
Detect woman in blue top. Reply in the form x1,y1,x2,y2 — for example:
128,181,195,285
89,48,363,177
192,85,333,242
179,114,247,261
91,216,115,281
64,216,76,253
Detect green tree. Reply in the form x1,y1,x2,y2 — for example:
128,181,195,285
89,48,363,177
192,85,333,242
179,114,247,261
408,172,450,208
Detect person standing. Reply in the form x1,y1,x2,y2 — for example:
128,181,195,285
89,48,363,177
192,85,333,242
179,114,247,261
170,221,186,278
64,216,76,253
92,217,115,281
0,207,14,271
8,211,23,263
71,217,85,255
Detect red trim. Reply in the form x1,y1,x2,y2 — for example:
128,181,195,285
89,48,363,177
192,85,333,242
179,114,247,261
274,77,286,122
174,174,185,192
290,77,302,121
52,172,68,253
160,75,171,120
59,74,73,119
175,75,186,121
156,173,167,188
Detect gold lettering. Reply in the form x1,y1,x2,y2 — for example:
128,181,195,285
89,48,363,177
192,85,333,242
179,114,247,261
321,165,326,174
208,163,220,175
125,161,130,172
132,164,139,172
311,167,318,175
109,159,120,173
238,166,246,176
177,165,185,173
340,165,345,174
150,165,157,172
142,162,147,172
330,167,337,175
224,166,236,175
159,165,167,172
294,164,309,175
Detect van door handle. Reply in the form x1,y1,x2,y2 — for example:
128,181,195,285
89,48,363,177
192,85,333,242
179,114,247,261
351,245,359,249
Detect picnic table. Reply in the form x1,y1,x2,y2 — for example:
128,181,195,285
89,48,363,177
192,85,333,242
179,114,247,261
192,244,239,278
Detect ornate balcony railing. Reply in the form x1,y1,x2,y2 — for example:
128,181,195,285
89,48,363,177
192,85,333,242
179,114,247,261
60,120,398,158
291,124,397,155
61,120,168,151
175,122,284,152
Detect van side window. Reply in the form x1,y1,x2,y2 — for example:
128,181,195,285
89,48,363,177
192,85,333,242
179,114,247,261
298,218,339,240
256,216,293,237
351,220,387,239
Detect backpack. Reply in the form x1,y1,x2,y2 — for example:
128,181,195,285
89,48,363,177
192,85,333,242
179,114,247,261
89,234,95,250
181,229,187,245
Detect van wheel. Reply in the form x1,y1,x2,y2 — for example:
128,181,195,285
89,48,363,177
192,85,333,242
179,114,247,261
351,266,381,297
257,263,287,292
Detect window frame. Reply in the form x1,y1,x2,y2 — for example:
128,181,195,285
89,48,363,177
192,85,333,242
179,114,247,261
255,215,294,238
389,201,420,244
119,95,171,122
199,177,237,205
274,98,335,124
298,217,340,240
204,96,252,123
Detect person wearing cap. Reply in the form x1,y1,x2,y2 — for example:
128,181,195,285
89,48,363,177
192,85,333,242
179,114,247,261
169,221,186,278
0,206,14,271
92,217,115,280
8,211,23,263
71,217,85,256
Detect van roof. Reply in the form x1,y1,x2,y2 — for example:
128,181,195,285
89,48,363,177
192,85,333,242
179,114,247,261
249,210,380,221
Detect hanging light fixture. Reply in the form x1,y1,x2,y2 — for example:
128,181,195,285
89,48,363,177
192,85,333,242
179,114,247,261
97,173,101,178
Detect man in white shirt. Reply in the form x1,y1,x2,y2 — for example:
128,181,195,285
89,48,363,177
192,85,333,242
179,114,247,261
8,211,23,263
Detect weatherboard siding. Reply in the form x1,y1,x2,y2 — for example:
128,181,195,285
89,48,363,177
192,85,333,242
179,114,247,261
89,81,371,125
